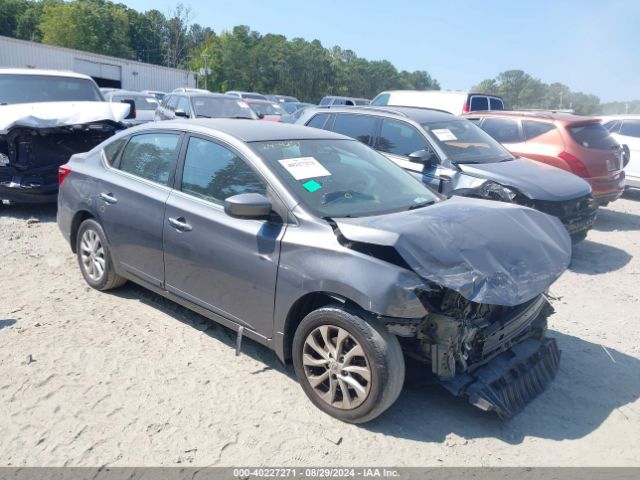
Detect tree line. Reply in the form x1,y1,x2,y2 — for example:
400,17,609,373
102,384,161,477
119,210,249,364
0,0,439,102
0,0,635,111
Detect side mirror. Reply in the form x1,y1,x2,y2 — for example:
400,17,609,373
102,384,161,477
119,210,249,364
174,109,189,118
224,193,272,219
408,149,436,167
256,112,265,119
121,99,136,119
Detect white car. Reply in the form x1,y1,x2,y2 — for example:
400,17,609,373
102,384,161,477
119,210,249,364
601,115,640,188
103,90,159,126
371,90,505,115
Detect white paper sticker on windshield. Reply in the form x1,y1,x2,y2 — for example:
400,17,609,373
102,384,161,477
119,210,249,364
432,128,457,141
145,98,158,104
279,157,331,180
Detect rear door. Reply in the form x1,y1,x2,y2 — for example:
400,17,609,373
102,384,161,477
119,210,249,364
163,135,284,337
94,131,183,287
468,95,489,112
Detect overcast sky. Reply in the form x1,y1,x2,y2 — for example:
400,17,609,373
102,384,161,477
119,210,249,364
121,0,639,102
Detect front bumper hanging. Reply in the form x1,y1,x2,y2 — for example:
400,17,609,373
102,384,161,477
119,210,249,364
440,337,561,419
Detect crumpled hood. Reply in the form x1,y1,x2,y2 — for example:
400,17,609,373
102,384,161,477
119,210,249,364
336,196,571,306
459,157,592,201
0,101,130,134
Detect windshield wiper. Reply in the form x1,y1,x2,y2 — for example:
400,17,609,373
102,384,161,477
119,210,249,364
407,200,435,211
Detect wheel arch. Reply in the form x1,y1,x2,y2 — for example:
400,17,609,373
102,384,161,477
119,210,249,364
69,210,95,253
279,291,368,362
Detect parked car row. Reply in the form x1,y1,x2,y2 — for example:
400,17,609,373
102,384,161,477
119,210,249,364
0,67,632,425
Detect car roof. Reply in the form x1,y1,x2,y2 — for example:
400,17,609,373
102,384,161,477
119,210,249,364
0,68,94,80
135,119,350,142
599,114,640,121
171,92,230,99
307,105,458,123
107,90,155,97
462,110,600,124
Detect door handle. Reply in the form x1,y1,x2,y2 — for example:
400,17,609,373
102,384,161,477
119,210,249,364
99,192,118,204
168,216,192,232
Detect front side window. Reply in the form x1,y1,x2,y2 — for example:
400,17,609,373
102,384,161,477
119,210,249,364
620,120,640,138
118,133,181,185
319,97,332,106
480,118,522,143
523,120,556,141
331,114,377,145
603,120,621,133
248,102,286,116
422,119,514,164
469,96,489,111
377,119,429,156
251,139,437,218
181,137,266,205
176,97,192,115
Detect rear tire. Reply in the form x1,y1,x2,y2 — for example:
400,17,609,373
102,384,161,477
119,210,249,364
292,304,405,423
76,218,126,291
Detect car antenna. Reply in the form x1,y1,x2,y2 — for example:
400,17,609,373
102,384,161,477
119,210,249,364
236,326,244,356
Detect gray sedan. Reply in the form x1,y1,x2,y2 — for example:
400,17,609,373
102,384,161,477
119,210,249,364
57,120,570,423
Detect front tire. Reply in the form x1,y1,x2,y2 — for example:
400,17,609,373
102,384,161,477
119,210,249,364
76,218,126,291
292,305,405,423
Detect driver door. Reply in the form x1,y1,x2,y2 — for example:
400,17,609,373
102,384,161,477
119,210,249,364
163,135,285,337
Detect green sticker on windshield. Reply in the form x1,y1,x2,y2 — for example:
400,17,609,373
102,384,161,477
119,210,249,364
302,179,322,192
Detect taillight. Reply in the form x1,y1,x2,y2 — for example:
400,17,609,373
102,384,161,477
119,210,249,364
559,151,589,177
58,165,72,185
462,103,470,113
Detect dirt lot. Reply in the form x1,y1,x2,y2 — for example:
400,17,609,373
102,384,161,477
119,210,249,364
1,191,639,467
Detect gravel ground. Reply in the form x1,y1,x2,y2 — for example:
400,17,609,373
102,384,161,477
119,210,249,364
0,191,639,467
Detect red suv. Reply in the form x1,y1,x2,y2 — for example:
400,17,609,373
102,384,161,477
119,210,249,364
465,111,626,205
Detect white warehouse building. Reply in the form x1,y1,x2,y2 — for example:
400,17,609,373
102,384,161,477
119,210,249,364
0,35,197,92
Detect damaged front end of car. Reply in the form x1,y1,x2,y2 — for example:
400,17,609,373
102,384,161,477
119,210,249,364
0,101,130,203
334,196,571,418
384,287,560,419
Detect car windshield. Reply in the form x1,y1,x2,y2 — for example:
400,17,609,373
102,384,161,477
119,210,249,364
421,119,514,164
249,102,286,116
113,95,158,111
0,74,103,105
251,139,438,218
192,97,255,119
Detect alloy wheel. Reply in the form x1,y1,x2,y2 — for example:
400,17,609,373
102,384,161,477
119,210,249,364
80,229,106,282
302,325,372,409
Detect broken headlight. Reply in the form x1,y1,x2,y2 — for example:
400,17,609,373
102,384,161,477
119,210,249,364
477,181,516,202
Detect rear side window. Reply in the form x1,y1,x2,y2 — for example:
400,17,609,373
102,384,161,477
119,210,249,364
469,96,489,111
603,120,621,133
568,123,618,150
103,137,127,166
181,137,266,205
331,114,377,144
480,118,521,143
620,120,640,138
118,133,181,185
306,113,331,129
371,94,390,106
489,98,504,110
377,119,429,156
523,120,556,141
